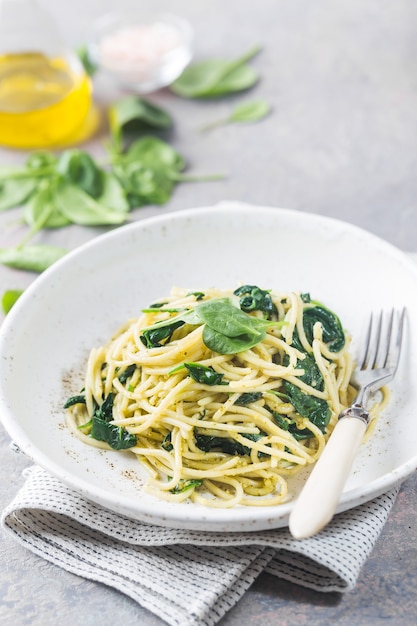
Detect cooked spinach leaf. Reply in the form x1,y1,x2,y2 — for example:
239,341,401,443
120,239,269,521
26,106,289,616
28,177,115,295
234,284,277,318
140,319,186,348
195,431,268,457
90,393,137,450
295,353,324,390
93,392,115,422
170,478,203,494
282,381,330,435
187,291,205,300
161,432,173,452
118,364,137,384
234,392,263,406
268,407,314,441
91,418,137,450
63,394,86,409
303,305,345,352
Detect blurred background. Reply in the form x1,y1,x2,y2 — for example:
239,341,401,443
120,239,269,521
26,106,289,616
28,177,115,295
1,0,416,250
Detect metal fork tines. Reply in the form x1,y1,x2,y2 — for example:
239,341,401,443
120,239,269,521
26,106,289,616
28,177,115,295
352,308,405,410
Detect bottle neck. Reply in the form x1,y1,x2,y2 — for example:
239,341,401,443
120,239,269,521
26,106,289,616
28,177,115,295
0,0,65,56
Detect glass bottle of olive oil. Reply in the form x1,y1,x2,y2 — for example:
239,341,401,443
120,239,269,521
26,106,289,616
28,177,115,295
0,0,93,149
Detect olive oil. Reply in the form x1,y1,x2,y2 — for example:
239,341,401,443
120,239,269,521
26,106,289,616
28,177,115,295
0,52,92,149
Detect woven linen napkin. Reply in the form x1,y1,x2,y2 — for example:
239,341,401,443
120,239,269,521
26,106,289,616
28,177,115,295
1,465,400,626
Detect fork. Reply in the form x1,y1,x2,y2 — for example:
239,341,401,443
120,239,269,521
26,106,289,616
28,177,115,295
288,308,405,540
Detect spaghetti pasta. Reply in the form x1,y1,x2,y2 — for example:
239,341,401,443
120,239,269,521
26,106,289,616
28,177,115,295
64,285,381,507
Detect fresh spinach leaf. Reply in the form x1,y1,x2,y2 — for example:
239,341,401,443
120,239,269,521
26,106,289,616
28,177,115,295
54,182,127,226
57,149,103,198
202,324,265,354
76,44,97,77
121,136,185,171
171,45,261,98
109,96,172,152
195,297,272,338
26,151,58,170
139,297,281,354
202,99,271,131
229,99,271,122
112,137,185,207
1,289,23,314
96,171,130,213
0,177,38,211
0,244,67,272
196,297,280,354
22,180,69,237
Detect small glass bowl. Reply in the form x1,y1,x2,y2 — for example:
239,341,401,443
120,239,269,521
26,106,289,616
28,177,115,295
89,12,193,93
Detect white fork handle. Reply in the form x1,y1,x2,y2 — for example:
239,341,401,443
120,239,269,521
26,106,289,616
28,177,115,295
289,415,367,540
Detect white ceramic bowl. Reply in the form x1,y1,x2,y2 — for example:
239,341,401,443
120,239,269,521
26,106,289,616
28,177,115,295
1,202,417,531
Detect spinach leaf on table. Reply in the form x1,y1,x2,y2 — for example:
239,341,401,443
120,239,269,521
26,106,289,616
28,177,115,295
54,182,127,226
96,171,130,213
109,96,173,152
112,136,185,207
201,99,271,131
1,289,23,314
0,177,38,211
0,245,67,272
171,45,261,98
23,180,70,236
56,149,103,198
